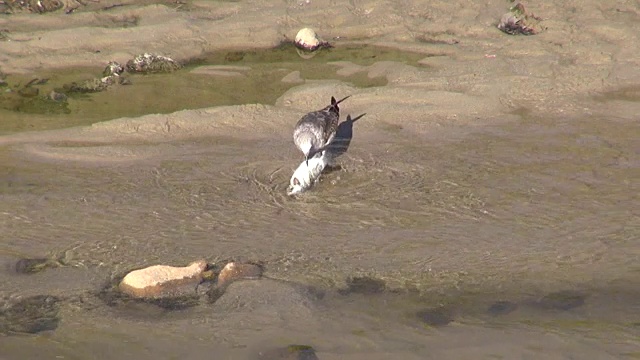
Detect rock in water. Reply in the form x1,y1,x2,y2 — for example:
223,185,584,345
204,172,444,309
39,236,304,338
258,344,319,360
294,28,331,52
15,258,54,274
126,53,183,74
217,262,263,287
0,295,60,335
119,260,207,299
103,61,125,77
60,61,127,94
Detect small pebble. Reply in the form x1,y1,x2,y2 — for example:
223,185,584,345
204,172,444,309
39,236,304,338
49,91,67,102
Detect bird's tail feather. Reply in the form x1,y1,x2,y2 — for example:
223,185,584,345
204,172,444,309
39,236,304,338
326,95,351,113
331,95,351,107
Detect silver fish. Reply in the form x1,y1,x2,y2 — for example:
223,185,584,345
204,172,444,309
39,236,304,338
286,151,330,196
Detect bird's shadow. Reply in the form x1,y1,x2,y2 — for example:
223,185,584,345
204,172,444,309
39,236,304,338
322,112,366,174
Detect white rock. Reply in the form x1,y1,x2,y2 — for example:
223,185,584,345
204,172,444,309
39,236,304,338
119,260,207,298
295,28,321,51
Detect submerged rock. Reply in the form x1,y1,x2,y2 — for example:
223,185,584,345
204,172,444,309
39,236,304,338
281,71,304,84
126,53,183,74
119,260,207,299
258,344,319,360
15,258,55,274
224,51,246,62
487,300,518,316
535,290,586,311
49,90,67,102
0,295,60,335
59,61,127,94
207,261,263,303
17,86,39,98
63,77,113,93
14,250,80,273
294,28,332,52
498,2,544,35
0,79,71,114
339,276,386,295
416,307,454,327
217,261,263,287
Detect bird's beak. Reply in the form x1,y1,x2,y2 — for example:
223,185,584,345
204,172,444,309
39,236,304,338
305,155,309,166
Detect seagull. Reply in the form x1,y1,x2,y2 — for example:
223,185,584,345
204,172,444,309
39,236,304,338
293,95,351,165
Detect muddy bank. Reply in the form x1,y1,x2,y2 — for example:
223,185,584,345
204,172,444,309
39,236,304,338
0,0,639,123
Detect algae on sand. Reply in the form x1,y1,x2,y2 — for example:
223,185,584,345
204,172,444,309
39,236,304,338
0,44,427,134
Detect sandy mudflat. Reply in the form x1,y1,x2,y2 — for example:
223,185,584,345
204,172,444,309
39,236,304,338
1,0,639,131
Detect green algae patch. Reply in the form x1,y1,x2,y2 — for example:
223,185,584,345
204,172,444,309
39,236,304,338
0,44,427,134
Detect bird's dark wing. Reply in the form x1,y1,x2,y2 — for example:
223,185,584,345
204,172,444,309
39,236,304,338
322,111,339,144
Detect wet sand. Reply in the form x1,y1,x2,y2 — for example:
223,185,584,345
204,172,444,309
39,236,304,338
1,0,639,359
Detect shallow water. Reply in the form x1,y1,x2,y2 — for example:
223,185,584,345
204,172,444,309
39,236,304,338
0,44,420,134
0,103,638,358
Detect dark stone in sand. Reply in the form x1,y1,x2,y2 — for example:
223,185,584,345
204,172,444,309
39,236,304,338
17,86,39,97
487,300,518,316
536,290,586,311
62,78,111,93
15,257,54,274
0,295,60,334
49,90,68,102
339,276,386,295
224,51,246,62
258,344,319,360
416,307,454,327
